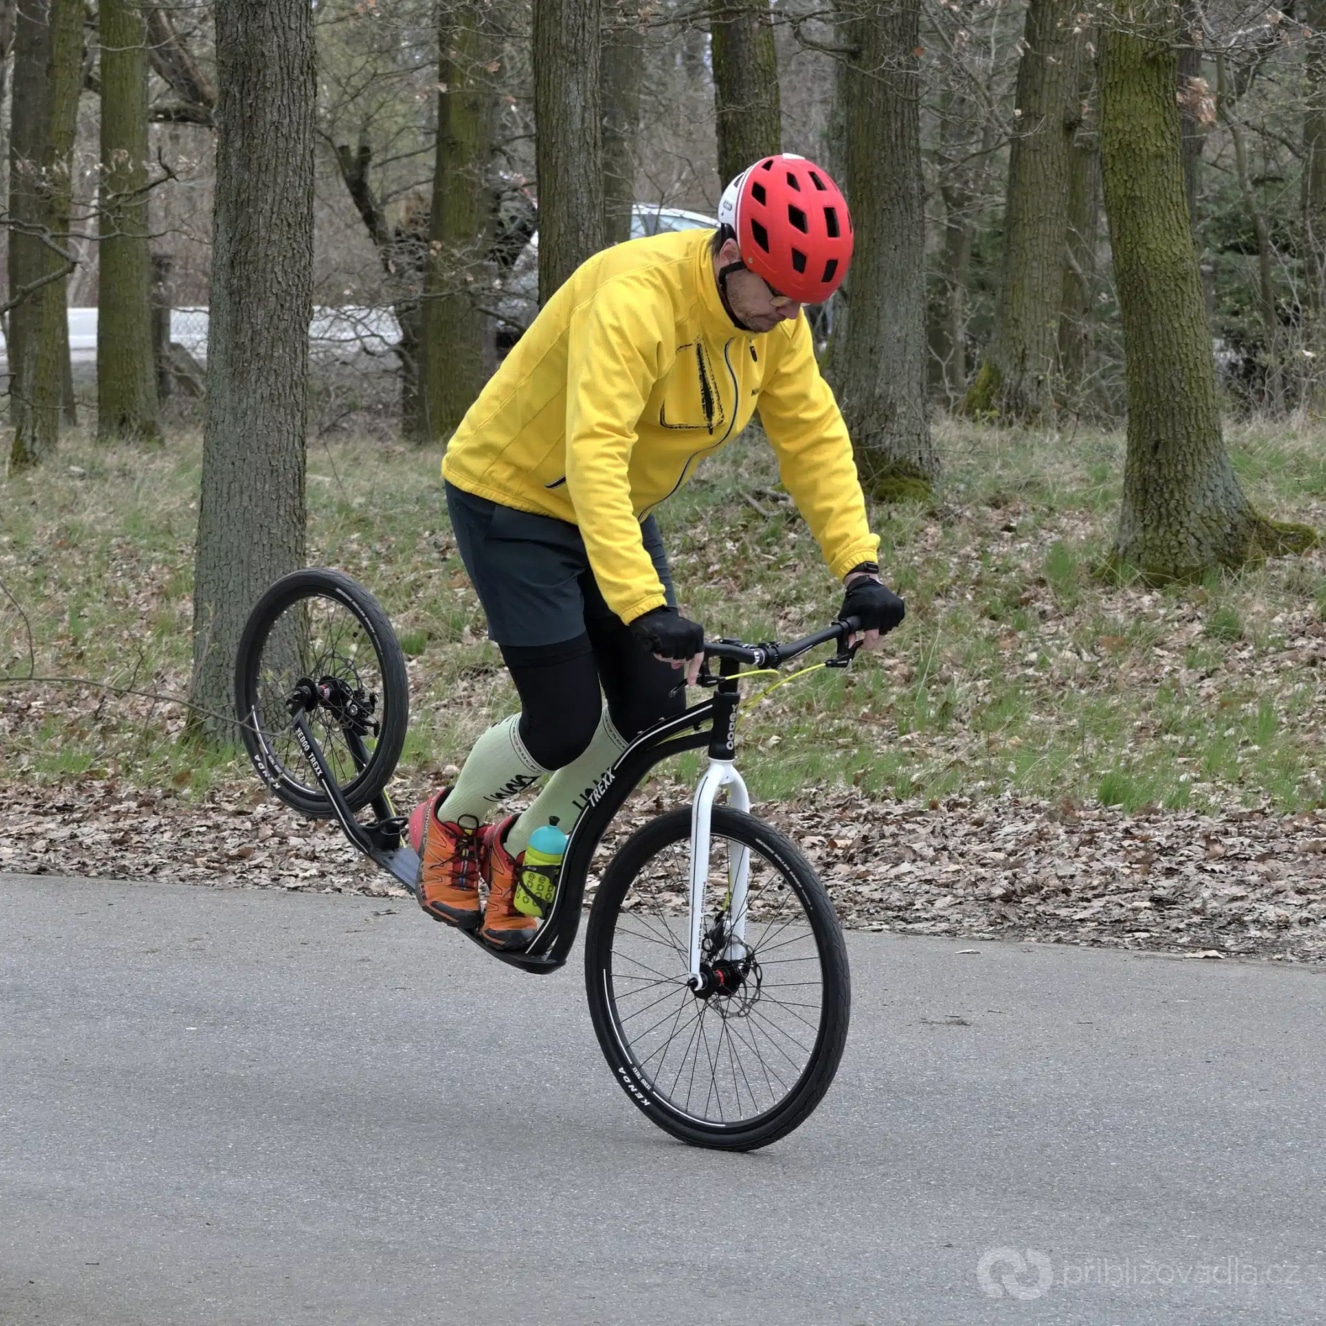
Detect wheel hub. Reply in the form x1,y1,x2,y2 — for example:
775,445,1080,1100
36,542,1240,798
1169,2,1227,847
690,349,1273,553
692,957,752,1000
287,674,379,737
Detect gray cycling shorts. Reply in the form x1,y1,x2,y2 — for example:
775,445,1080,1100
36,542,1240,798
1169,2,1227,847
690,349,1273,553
445,481,677,648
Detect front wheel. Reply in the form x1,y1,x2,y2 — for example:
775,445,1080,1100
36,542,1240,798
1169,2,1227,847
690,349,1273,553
584,807,850,1151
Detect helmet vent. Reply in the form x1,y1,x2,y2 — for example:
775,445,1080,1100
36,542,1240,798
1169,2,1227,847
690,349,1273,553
788,205,808,233
751,181,767,205
824,206,840,238
791,248,807,274
822,258,838,283
809,171,827,190
759,158,774,172
785,171,801,191
751,219,770,252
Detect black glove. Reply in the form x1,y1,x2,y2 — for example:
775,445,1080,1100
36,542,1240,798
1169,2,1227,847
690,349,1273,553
839,577,905,635
629,606,705,660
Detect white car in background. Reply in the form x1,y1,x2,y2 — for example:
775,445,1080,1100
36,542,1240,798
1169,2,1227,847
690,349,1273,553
0,306,401,371
494,203,718,349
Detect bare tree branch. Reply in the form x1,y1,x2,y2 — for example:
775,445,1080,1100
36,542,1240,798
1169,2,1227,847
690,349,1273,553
145,5,215,124
0,228,78,319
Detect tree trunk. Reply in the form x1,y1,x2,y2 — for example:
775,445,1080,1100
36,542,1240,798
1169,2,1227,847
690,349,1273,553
8,0,81,470
1176,7,1207,228
398,306,426,440
679,5,707,82
964,0,1082,422
929,192,975,405
419,0,499,443
1099,0,1309,576
330,142,428,440
709,0,780,186
931,98,997,406
831,0,936,500
1304,0,1326,407
1058,65,1099,400
48,0,78,430
97,0,161,442
533,0,604,303
602,0,643,244
190,0,314,743
144,4,215,124
7,0,48,453
1305,0,1326,309
1216,50,1282,412
0,0,13,353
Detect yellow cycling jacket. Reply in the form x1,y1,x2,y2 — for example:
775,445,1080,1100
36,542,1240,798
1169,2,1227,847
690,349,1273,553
442,228,879,625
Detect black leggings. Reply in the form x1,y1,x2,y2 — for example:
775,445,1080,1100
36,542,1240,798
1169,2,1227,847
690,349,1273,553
444,482,685,769
502,623,685,770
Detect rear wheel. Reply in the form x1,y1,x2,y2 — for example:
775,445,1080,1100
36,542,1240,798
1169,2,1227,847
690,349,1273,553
584,807,850,1150
234,568,408,818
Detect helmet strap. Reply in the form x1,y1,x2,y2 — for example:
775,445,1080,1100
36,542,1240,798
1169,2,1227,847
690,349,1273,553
716,259,754,332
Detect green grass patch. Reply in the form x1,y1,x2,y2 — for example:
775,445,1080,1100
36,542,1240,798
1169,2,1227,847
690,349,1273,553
1044,540,1080,603
1205,604,1243,642
4,420,1326,817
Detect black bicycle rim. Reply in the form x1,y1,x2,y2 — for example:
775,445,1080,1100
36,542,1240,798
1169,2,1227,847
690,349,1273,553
235,569,407,817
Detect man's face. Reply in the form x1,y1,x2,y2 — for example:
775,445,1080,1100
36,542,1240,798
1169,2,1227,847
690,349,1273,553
715,239,804,333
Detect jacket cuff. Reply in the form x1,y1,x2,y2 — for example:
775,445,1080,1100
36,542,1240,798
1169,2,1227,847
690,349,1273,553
620,593,670,626
829,538,882,581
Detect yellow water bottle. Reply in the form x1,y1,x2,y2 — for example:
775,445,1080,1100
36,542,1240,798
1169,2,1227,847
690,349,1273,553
515,818,568,919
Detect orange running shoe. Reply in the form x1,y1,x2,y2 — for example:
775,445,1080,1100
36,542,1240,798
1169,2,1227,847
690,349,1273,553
477,815,540,951
409,790,483,929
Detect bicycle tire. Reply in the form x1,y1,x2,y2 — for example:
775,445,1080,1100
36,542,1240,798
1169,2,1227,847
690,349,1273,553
584,806,850,1151
234,568,408,818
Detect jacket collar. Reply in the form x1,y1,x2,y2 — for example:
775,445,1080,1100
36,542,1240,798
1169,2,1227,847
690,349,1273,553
694,231,749,338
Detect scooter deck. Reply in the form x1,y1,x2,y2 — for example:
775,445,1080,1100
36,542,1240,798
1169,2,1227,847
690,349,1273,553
369,843,421,895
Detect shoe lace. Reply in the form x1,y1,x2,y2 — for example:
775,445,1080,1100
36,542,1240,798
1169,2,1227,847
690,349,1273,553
447,815,483,886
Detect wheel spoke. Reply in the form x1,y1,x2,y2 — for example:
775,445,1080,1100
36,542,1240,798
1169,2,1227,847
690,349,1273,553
719,1014,791,1099
674,1009,706,1107
744,1004,815,1064
612,949,680,984
617,984,692,1025
638,992,698,1078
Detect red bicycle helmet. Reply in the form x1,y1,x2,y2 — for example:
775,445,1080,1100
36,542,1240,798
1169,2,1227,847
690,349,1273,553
716,154,853,305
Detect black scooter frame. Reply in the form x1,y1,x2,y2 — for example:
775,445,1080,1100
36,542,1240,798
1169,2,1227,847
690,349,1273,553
287,616,856,975
288,691,724,975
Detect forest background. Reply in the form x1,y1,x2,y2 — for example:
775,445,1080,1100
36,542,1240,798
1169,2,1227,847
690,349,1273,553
6,0,1326,962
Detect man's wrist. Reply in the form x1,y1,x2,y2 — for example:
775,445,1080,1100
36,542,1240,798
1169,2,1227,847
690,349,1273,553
844,560,881,585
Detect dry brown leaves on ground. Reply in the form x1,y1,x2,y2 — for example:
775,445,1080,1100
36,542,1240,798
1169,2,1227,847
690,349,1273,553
4,776,1324,963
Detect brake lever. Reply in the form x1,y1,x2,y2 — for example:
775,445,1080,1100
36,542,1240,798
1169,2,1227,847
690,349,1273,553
669,658,719,697
826,618,861,669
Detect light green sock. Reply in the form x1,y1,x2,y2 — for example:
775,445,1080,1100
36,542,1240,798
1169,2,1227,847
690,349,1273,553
438,713,549,824
504,711,629,856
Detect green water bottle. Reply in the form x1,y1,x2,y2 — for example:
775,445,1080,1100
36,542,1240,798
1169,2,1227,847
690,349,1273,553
515,818,568,919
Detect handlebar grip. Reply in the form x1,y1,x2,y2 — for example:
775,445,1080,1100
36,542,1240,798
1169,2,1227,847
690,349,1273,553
703,639,762,663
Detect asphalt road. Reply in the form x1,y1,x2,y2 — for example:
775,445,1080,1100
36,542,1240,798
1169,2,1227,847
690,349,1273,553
3,873,1324,1325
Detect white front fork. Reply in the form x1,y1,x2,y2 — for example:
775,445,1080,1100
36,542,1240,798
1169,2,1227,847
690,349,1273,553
687,758,751,987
